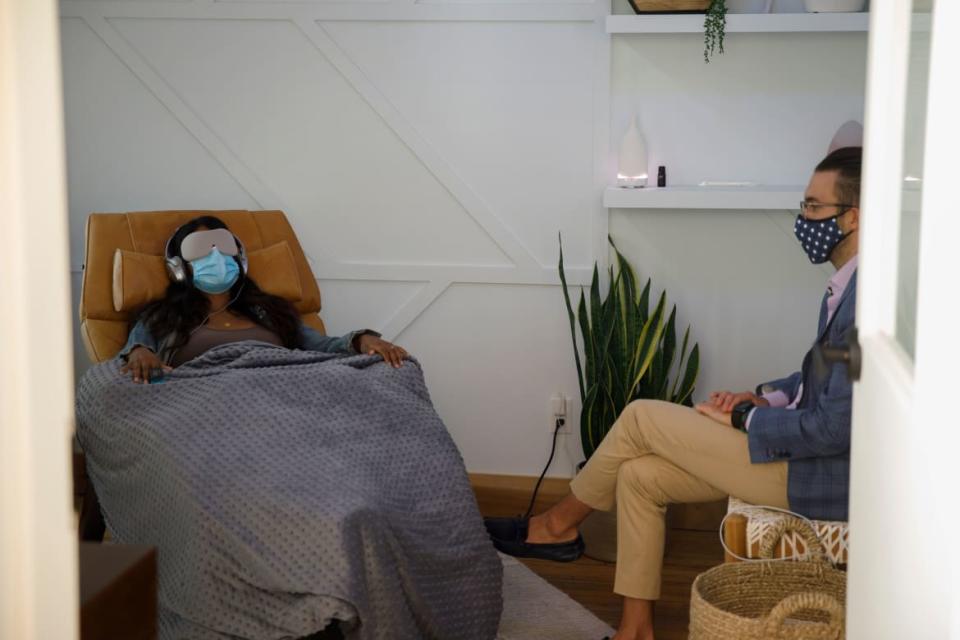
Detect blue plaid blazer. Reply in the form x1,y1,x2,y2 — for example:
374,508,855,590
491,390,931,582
747,272,857,521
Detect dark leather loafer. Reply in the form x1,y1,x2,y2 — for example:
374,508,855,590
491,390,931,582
483,516,584,563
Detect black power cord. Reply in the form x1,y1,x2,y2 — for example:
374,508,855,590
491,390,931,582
522,417,564,520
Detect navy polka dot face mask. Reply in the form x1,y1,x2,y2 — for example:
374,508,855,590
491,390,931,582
794,212,850,264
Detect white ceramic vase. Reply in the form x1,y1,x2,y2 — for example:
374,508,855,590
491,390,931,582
828,120,864,153
804,0,866,12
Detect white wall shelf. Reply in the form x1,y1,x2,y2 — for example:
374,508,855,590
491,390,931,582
604,185,803,210
606,12,869,34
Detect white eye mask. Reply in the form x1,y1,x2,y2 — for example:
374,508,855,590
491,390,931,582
179,229,239,262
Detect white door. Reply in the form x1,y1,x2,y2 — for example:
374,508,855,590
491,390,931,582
846,0,960,637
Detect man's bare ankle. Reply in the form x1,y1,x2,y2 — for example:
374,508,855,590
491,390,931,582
525,512,576,543
542,512,578,541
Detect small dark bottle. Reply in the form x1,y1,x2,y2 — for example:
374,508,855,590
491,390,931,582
657,166,666,188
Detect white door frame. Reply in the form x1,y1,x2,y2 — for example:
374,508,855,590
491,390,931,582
847,0,960,637
0,0,78,638
913,0,960,631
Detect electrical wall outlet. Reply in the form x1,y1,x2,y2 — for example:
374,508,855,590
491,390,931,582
549,393,571,433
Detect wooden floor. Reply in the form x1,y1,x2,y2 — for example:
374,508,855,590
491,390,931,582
474,476,724,640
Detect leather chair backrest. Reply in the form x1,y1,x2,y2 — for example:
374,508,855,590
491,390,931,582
79,210,326,363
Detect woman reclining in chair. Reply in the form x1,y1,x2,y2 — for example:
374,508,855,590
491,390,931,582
76,215,503,640
120,216,407,382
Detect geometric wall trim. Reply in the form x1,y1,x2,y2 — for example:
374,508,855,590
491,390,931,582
63,0,603,339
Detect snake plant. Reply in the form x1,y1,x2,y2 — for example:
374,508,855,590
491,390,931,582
559,235,700,460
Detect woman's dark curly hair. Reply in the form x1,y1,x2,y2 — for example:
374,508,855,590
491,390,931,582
134,216,302,351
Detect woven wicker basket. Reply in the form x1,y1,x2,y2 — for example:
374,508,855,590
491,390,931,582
630,0,711,12
690,516,846,640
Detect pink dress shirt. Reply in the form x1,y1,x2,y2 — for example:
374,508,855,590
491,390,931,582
746,256,858,430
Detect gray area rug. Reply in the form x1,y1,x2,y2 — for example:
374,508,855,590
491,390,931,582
496,554,616,640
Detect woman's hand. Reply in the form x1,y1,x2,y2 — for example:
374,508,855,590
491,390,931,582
121,346,172,384
707,390,769,412
358,335,408,368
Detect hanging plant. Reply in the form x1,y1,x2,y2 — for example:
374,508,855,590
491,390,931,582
703,0,727,63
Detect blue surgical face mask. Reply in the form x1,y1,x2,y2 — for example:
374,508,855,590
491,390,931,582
190,248,240,294
794,212,851,264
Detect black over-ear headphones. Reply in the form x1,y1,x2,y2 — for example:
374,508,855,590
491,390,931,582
164,223,249,284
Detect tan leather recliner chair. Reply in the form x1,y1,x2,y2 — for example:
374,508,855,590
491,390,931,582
76,209,328,540
79,209,326,362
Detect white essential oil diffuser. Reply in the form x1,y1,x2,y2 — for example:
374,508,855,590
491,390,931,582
617,117,648,188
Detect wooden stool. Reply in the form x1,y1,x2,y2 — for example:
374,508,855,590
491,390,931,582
80,543,157,640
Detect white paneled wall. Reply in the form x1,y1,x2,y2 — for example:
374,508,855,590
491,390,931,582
611,33,867,187
60,0,604,478
609,29,867,405
60,0,866,477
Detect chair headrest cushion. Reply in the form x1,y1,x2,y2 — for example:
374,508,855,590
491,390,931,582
112,240,304,312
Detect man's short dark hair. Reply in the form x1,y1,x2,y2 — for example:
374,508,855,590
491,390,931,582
815,146,863,207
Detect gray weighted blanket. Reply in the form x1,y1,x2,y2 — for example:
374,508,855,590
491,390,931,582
76,342,503,640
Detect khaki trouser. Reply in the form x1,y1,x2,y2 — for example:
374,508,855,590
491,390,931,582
569,399,789,600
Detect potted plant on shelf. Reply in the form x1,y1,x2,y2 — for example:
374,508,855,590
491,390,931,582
703,0,727,63
559,235,700,560
628,0,774,63
705,0,779,61
628,0,710,12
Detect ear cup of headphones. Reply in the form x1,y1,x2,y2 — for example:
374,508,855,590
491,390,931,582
236,246,248,276
164,228,186,283
165,255,188,283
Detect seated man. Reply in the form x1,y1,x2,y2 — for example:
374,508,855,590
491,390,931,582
486,146,862,640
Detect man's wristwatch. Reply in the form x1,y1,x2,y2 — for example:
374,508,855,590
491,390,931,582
731,400,755,432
